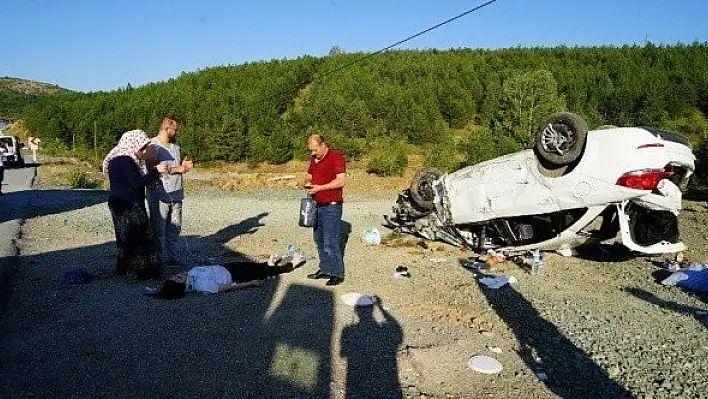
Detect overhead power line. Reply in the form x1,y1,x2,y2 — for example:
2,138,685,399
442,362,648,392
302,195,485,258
250,0,499,109
314,0,499,81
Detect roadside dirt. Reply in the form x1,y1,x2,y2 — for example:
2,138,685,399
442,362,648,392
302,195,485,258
17,158,708,397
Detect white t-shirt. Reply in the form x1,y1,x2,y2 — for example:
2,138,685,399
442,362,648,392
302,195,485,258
186,265,232,294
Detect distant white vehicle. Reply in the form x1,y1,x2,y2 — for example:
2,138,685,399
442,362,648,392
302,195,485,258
385,112,696,255
0,135,25,166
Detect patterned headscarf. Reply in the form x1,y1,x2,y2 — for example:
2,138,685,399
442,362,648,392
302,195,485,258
102,129,151,175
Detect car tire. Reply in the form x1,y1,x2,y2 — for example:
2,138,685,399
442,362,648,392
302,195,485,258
409,168,442,211
534,112,588,167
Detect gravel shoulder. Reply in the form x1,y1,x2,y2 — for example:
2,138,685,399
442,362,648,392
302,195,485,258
1,182,708,398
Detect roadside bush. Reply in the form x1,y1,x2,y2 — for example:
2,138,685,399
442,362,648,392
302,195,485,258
423,130,460,172
40,137,70,157
692,138,708,186
247,129,293,165
463,128,523,166
68,168,101,189
366,138,409,176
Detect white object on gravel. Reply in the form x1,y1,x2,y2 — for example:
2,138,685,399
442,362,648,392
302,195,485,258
488,346,502,354
340,292,378,307
479,275,517,289
468,355,503,374
556,248,578,257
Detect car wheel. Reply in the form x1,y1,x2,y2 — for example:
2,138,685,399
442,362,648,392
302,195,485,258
409,168,442,211
534,112,588,167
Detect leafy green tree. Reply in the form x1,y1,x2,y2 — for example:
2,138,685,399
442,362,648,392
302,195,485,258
495,70,566,145
463,129,523,166
366,137,409,176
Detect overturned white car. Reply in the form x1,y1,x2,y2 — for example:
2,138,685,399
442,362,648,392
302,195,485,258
384,112,696,255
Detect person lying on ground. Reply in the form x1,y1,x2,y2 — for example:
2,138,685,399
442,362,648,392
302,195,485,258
154,252,306,299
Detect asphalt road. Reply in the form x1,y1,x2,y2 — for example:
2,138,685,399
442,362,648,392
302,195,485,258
0,166,36,312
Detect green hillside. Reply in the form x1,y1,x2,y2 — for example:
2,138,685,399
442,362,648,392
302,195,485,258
0,77,71,95
13,43,708,178
0,77,73,119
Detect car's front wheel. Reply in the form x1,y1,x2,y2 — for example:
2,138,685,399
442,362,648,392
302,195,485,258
534,112,588,167
409,168,442,211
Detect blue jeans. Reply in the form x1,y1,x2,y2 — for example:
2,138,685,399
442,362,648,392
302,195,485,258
148,199,183,265
313,203,345,279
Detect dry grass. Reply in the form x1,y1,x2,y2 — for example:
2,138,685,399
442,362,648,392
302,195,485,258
35,155,429,198
36,158,107,189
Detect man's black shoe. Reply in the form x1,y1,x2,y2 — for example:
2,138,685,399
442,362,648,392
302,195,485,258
325,277,344,286
307,270,329,280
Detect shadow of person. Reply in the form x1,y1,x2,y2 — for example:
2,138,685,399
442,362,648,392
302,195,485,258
341,220,352,256
257,283,334,397
181,212,270,264
340,302,404,398
210,212,269,243
472,266,631,398
625,287,708,328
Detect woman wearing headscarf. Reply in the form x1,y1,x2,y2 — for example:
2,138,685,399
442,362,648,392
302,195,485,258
103,130,167,281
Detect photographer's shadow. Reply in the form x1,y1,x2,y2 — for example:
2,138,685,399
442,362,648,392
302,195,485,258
340,302,404,398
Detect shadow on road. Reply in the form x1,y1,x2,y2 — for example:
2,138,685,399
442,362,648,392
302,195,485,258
0,208,337,397
0,188,107,224
341,300,404,398
573,243,636,263
341,220,352,256
626,287,708,329
472,266,632,398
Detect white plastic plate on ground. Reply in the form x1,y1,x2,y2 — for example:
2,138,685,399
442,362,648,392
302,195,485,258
340,292,377,307
468,355,503,374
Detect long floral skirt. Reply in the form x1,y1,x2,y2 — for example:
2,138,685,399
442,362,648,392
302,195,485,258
108,198,161,281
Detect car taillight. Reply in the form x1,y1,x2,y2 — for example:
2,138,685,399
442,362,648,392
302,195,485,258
616,169,674,190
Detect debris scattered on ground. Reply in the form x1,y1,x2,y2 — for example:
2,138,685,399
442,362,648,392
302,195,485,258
478,249,505,266
393,265,410,279
660,263,708,293
363,227,381,245
340,292,379,307
479,275,518,289
556,248,578,257
467,355,503,374
488,346,502,354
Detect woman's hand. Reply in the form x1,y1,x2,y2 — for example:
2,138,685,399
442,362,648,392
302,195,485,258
155,163,168,173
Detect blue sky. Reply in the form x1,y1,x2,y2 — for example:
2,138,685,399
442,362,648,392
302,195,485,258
3,0,707,93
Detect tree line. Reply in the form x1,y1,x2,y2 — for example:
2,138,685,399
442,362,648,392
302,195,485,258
8,42,708,180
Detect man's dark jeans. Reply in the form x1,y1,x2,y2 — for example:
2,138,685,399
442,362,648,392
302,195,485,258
313,202,344,279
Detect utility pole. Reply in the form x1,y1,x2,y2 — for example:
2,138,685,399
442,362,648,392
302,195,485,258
93,121,98,160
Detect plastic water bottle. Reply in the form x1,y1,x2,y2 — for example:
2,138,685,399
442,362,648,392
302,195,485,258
532,249,545,275
286,244,299,257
